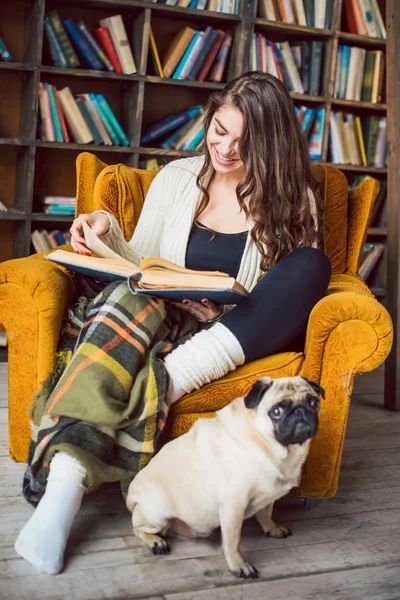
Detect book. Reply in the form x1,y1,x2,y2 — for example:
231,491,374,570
141,105,203,144
44,15,69,68
77,20,115,71
38,83,55,142
162,27,196,78
172,31,203,80
63,18,104,70
197,29,225,81
58,87,94,144
76,94,112,145
99,15,137,74
96,94,130,146
47,222,248,304
75,98,103,145
47,84,64,142
88,93,120,146
48,10,80,68
149,27,164,77
93,27,123,73
309,41,323,96
209,32,232,82
54,88,70,142
0,36,12,62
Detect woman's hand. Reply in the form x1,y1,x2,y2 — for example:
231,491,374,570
171,298,223,323
70,212,110,255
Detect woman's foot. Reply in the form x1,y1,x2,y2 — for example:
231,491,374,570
15,451,86,574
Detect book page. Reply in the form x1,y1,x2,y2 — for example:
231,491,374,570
82,221,137,267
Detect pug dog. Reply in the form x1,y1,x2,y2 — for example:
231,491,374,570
126,375,323,579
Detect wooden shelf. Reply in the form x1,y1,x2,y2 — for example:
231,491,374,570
338,31,386,48
0,210,27,220
320,163,388,174
253,18,333,38
331,98,387,111
40,66,141,82
0,62,36,72
368,227,388,236
144,76,225,90
31,214,75,222
371,287,386,298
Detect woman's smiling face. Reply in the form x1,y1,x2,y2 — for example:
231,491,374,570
206,104,245,175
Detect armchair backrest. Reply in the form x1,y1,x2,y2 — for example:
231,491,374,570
76,152,378,275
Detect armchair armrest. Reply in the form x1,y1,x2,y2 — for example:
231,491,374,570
0,250,74,462
299,273,393,498
302,273,393,382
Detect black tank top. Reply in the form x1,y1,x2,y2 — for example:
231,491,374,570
185,221,248,279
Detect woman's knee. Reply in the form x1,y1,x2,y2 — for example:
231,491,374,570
283,247,331,293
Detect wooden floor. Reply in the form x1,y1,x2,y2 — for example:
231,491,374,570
1,364,400,600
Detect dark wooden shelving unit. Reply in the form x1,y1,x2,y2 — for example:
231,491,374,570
0,0,392,299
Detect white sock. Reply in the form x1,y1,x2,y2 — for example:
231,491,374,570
164,322,245,403
14,451,86,575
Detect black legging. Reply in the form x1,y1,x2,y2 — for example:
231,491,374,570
221,247,331,363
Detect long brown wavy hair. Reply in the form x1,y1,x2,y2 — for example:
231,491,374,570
196,71,324,273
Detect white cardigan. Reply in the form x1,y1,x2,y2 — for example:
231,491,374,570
101,155,264,293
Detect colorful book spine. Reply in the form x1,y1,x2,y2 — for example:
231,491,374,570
309,41,323,96
93,28,123,73
160,118,197,149
96,94,130,146
309,108,325,161
355,116,367,166
149,27,164,77
177,31,206,80
75,99,103,145
208,32,232,82
172,31,202,80
54,88,70,142
88,93,120,145
77,20,115,71
63,18,104,70
187,126,204,151
44,16,68,68
48,10,80,68
47,84,64,142
197,30,225,81
42,83,55,142
0,35,12,62
141,106,203,144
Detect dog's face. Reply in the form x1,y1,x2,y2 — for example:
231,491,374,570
244,376,323,447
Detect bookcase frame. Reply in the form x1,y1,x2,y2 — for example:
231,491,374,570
0,0,396,398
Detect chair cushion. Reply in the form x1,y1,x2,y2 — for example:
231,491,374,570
166,350,304,438
313,164,349,275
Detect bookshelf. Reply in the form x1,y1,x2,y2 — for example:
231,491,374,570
0,0,390,298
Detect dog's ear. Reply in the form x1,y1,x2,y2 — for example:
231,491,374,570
302,377,325,399
244,379,274,409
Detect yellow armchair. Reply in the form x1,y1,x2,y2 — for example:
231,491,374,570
0,152,393,499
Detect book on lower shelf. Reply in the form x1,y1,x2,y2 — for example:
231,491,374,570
329,113,387,168
151,26,232,82
359,242,385,283
43,11,136,74
37,83,129,146
251,35,324,96
141,105,205,150
31,229,72,254
46,222,248,304
42,195,76,215
0,34,12,62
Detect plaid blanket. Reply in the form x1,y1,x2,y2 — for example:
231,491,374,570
23,280,198,506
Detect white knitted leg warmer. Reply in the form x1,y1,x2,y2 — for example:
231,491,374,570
164,322,245,403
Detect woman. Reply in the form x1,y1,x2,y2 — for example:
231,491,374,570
15,72,331,574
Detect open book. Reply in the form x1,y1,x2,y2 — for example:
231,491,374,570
46,222,248,304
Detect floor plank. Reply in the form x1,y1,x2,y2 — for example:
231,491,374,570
1,363,399,600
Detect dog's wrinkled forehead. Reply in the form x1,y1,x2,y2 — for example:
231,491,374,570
244,376,324,410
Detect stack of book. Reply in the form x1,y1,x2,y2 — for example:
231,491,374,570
359,242,385,282
334,47,384,103
31,229,72,253
150,26,232,82
329,113,387,167
257,0,334,29
343,0,386,38
251,35,324,96
295,106,325,160
0,35,12,62
43,11,136,73
38,84,129,146
150,0,239,12
141,105,205,150
42,196,76,216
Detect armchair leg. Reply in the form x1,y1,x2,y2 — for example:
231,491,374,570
301,498,317,511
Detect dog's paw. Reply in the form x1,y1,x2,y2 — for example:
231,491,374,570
266,525,292,539
231,562,259,580
150,538,170,555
